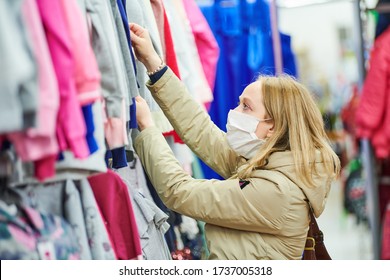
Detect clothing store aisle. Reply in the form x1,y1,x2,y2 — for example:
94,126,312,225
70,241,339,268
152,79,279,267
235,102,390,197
317,179,374,259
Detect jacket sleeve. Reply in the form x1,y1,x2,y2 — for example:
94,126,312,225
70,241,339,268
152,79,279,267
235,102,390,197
135,126,290,234
146,68,239,179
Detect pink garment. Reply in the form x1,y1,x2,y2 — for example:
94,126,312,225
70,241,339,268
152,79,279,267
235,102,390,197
104,99,129,149
150,0,166,59
356,27,390,158
88,170,142,260
7,0,60,181
182,0,219,93
60,0,101,105
36,0,89,159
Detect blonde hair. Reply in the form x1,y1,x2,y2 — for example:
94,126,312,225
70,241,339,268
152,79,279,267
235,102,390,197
237,75,341,187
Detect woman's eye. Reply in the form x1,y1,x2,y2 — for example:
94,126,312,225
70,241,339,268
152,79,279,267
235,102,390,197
238,101,250,110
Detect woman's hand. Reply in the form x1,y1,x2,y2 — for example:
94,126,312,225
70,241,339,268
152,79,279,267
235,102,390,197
135,95,154,131
129,23,162,73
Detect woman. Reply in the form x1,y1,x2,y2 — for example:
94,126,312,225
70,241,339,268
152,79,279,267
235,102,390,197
129,23,340,260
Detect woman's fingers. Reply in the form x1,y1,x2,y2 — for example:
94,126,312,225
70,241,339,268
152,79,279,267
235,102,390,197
129,22,146,38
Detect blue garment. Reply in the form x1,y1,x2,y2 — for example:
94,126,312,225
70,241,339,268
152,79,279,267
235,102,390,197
82,104,98,154
375,14,390,39
105,148,128,169
110,147,128,169
117,0,138,129
129,97,137,129
281,33,297,77
198,0,298,180
116,0,137,77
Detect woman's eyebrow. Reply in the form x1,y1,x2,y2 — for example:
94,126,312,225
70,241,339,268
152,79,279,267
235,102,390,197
240,96,255,107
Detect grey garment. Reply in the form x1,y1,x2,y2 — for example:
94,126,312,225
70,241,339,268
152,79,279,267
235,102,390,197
126,0,173,135
14,180,92,259
76,0,87,14
85,0,129,119
109,0,138,102
117,174,171,260
108,0,136,148
56,100,107,178
134,191,171,260
0,0,38,133
114,156,153,202
136,0,163,57
75,179,116,260
126,0,158,108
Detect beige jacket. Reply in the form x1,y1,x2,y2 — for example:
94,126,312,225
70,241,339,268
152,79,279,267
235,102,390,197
134,68,332,260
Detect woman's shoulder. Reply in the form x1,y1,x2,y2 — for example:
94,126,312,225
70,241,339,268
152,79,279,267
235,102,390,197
246,169,298,194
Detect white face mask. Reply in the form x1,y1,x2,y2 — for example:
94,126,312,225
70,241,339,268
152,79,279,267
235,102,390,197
226,110,269,159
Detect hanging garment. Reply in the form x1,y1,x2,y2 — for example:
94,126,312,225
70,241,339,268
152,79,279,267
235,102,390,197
182,0,220,94
7,0,59,182
133,0,164,134
56,100,107,179
138,0,164,56
36,0,90,160
116,0,138,132
241,0,275,80
280,33,298,77
165,0,213,107
381,202,390,260
14,179,93,259
126,0,174,135
198,0,245,180
104,0,136,169
116,171,171,260
375,13,390,39
150,0,166,56
75,179,117,260
88,170,142,260
60,0,102,106
146,0,184,143
161,6,181,80
60,0,101,155
356,27,390,159
0,199,80,260
109,0,134,111
81,104,99,154
144,169,178,253
85,0,129,150
0,0,38,134
198,0,298,179
113,156,154,202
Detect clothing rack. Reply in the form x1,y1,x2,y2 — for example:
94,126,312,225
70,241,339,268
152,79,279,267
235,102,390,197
355,0,381,259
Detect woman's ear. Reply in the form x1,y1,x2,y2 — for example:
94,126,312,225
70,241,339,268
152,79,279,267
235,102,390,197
266,125,274,138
